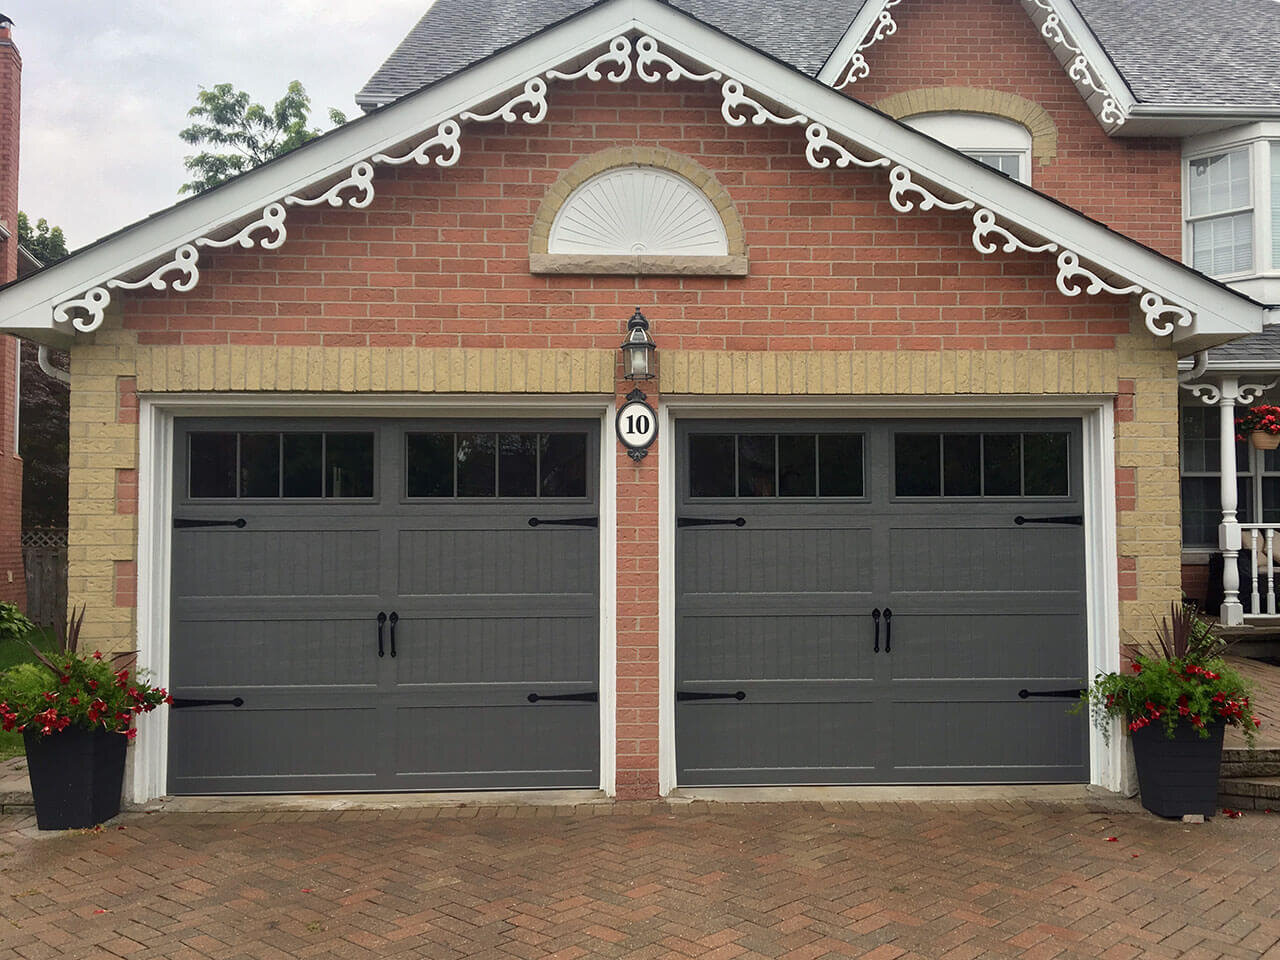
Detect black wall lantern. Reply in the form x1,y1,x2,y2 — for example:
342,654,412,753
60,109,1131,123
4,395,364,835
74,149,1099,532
621,308,656,381
616,308,659,462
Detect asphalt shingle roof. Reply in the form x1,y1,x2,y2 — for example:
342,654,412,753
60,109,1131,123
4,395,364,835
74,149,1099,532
1073,0,1280,106
356,0,860,105
1210,324,1280,363
356,0,1280,110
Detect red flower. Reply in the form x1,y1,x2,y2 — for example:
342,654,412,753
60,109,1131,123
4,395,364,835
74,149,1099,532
1131,662,1142,674
92,651,102,660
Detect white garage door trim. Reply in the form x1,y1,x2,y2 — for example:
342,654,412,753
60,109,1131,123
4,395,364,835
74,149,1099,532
656,395,1123,796
131,392,618,804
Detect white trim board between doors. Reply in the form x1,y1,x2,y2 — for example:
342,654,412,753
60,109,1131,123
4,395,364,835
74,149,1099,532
131,392,618,804
655,395,1124,796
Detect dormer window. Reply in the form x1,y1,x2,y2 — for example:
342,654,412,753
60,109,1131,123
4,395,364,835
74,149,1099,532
903,113,1033,185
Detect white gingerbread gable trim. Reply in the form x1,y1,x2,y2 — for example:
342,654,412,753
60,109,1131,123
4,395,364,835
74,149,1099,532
816,0,1136,132
0,0,1268,352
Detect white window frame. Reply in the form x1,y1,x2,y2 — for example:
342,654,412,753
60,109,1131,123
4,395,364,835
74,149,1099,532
1183,123,1280,284
902,112,1033,185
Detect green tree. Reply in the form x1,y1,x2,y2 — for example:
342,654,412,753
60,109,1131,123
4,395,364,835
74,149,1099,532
16,212,68,266
179,80,347,194
14,214,71,530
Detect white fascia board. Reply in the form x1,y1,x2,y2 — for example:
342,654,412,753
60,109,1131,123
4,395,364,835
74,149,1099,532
0,0,640,333
631,4,1262,343
0,0,1263,346
814,0,889,85
1036,0,1135,115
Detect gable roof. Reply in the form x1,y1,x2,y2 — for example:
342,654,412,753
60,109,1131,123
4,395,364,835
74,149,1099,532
358,0,1280,118
0,0,1270,354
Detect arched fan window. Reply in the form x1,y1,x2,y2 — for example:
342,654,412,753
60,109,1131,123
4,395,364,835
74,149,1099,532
548,166,729,256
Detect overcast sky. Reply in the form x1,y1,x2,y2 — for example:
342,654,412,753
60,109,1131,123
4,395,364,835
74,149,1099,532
11,1,432,250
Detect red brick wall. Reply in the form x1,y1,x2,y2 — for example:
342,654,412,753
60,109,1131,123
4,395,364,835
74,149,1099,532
121,81,1133,352
0,24,24,609
849,0,1184,258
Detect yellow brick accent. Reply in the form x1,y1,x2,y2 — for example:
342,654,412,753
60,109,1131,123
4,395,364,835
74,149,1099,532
67,327,140,654
134,346,615,394
1112,306,1184,649
528,146,747,257
872,87,1059,166
659,349,1117,395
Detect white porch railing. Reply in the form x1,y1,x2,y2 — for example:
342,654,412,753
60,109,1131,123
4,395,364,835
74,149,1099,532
1241,525,1279,618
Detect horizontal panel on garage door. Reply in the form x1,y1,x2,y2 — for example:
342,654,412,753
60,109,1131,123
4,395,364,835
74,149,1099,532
169,418,600,795
676,419,1088,787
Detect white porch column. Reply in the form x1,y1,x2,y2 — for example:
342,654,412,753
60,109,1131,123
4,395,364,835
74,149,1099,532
1180,369,1276,626
1218,377,1243,625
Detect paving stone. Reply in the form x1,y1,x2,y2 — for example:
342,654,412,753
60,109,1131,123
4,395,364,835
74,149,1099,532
2,799,1279,958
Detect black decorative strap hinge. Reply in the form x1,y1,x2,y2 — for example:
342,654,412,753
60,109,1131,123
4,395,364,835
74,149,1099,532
174,517,247,529
1014,515,1083,526
1017,688,1084,699
677,517,746,528
676,690,746,702
170,696,245,709
528,517,599,528
527,691,599,703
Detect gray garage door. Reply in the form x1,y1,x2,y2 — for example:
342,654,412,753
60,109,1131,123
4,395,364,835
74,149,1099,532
168,418,600,794
676,419,1089,786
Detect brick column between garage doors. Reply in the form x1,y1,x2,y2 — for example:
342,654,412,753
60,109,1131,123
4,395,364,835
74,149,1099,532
615,376,660,800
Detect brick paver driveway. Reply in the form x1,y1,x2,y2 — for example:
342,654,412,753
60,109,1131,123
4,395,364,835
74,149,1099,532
2,799,1279,960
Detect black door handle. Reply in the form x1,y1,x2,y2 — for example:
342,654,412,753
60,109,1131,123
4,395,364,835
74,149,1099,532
1014,515,1083,526
170,697,245,709
388,611,399,658
376,611,386,658
871,608,881,653
883,608,893,653
677,517,746,528
527,691,599,703
676,690,746,701
174,517,247,529
528,517,599,528
1018,688,1084,699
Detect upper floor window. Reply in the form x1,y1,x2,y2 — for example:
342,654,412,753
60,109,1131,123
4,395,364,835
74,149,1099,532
1187,148,1252,276
1183,125,1280,297
903,113,1033,184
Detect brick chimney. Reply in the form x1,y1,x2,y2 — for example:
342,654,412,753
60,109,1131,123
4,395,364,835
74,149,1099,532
0,15,18,283
0,14,26,608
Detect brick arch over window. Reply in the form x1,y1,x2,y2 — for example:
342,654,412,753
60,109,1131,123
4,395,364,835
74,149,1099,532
873,88,1058,167
529,146,748,275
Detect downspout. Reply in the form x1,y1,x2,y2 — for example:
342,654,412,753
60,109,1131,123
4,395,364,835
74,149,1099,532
36,344,69,385
1178,350,1208,384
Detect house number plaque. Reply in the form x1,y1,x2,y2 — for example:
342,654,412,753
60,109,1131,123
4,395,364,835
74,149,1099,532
616,389,658,462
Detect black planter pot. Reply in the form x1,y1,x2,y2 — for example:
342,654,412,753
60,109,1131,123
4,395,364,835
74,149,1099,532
22,726,127,830
1130,720,1225,819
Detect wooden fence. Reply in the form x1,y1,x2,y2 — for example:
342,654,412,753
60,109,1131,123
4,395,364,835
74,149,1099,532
22,528,67,627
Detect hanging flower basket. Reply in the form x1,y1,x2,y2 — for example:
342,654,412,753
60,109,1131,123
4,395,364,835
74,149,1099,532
1236,405,1280,449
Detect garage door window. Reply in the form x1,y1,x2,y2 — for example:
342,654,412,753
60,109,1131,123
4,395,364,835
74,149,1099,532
189,431,375,499
406,432,588,498
689,433,864,498
895,431,1069,497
